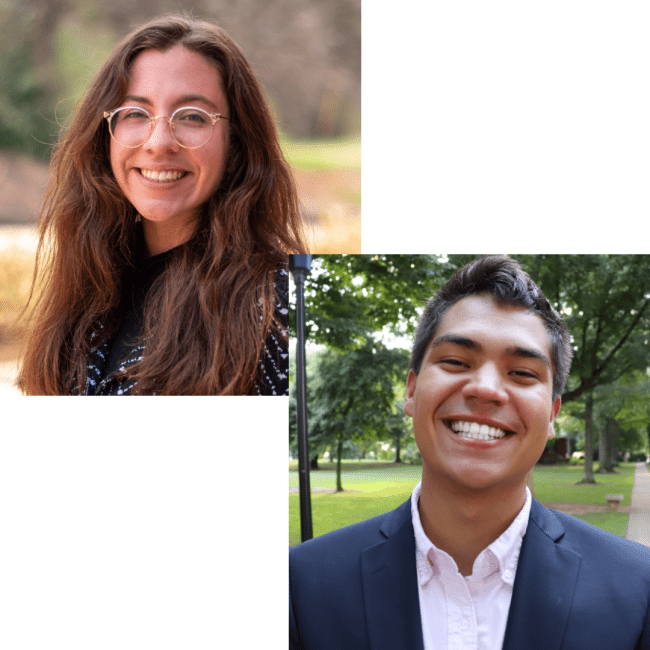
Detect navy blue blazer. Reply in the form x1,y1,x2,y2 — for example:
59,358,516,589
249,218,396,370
290,498,650,650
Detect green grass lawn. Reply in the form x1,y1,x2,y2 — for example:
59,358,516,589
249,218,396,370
532,463,635,537
289,461,638,546
280,136,360,171
532,463,635,505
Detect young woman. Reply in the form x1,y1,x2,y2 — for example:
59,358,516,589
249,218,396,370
18,14,305,396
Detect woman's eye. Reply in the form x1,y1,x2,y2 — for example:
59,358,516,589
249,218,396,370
176,110,208,124
120,109,149,121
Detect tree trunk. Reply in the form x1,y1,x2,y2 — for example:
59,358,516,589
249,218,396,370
310,455,319,470
610,419,619,468
597,423,605,472
335,436,343,492
598,418,614,473
580,392,596,483
394,433,402,463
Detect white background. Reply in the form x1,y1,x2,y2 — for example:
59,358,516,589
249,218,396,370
363,1,650,253
1,399,288,649
4,2,650,647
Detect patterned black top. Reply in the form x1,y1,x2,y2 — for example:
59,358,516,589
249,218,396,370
71,256,289,396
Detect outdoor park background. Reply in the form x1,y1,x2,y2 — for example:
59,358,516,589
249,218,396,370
289,254,650,546
0,0,360,391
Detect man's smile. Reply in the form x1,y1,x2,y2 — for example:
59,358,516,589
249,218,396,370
446,419,511,441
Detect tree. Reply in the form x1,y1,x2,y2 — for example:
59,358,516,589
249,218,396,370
297,254,453,351
0,2,63,158
521,255,650,483
292,254,650,489
0,0,361,156
290,255,450,489
595,372,650,466
305,340,409,491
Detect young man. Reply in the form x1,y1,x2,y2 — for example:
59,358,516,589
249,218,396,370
289,256,650,650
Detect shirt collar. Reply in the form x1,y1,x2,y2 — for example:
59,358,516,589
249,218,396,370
411,482,531,587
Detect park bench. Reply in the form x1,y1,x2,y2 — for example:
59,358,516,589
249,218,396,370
606,494,624,510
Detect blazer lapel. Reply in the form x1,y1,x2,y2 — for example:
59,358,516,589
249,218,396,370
502,499,582,650
360,500,424,650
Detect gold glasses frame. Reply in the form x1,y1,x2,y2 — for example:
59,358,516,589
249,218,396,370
103,106,229,149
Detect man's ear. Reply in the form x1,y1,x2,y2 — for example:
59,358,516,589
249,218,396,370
404,369,417,418
547,397,561,440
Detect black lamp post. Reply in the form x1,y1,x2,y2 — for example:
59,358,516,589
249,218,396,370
289,255,313,542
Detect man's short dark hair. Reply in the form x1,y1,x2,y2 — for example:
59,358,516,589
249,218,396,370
410,255,573,400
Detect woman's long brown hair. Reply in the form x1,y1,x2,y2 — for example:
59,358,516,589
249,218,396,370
18,14,306,395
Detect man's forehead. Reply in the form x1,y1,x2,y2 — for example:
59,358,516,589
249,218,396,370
429,294,552,357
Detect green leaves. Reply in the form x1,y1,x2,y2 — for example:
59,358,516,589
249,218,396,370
290,254,650,475
293,254,453,350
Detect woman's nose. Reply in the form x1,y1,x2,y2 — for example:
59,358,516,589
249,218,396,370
144,116,179,151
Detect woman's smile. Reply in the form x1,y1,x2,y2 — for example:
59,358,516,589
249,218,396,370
138,168,189,183
109,45,230,255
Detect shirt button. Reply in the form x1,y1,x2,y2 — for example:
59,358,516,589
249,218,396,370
459,620,469,631
504,569,513,579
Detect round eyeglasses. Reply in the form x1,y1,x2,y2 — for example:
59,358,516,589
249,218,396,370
103,106,228,149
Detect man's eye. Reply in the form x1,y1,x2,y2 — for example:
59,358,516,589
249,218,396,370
511,370,537,379
440,359,466,368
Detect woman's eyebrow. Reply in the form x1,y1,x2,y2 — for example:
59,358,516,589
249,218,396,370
123,94,219,110
177,94,219,110
123,94,152,105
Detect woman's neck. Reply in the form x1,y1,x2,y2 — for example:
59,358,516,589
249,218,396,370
141,215,196,257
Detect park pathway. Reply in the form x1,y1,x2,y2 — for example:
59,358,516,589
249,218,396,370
625,462,650,546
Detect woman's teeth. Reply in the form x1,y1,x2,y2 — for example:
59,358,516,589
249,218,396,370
140,169,187,182
450,421,508,441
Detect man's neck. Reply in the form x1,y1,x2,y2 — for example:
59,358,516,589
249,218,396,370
418,472,527,577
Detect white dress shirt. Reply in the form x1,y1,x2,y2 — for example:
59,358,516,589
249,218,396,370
410,482,532,650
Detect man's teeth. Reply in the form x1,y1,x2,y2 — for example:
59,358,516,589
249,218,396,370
140,169,187,182
450,421,507,440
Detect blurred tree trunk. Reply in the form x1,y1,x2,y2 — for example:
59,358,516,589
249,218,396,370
610,419,619,468
335,436,343,492
580,392,596,483
598,418,614,472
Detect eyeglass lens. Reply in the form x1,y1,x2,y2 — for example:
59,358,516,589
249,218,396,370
109,107,215,148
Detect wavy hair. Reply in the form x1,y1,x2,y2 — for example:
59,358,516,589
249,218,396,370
18,14,306,395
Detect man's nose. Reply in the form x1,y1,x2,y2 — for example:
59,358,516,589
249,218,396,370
461,363,508,404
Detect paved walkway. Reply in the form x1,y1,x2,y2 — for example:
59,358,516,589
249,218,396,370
625,462,650,546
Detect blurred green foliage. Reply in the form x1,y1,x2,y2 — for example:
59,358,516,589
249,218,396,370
0,18,56,159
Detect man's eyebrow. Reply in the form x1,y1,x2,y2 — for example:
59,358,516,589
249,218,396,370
506,346,550,368
430,334,480,350
430,334,550,368
123,94,219,110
